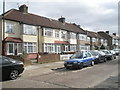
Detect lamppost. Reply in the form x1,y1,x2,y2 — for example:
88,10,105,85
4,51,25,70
2,0,5,55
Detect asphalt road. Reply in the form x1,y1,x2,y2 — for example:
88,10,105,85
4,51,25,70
2,57,119,88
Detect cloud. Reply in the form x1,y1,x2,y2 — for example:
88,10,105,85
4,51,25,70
0,0,118,34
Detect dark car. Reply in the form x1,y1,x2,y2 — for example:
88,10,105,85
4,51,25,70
0,56,24,80
64,51,94,69
109,50,116,59
113,49,120,56
101,50,113,60
89,50,107,64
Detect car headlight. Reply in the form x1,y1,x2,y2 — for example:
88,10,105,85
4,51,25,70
73,62,78,64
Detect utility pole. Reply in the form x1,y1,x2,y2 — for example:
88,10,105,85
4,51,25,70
2,0,5,55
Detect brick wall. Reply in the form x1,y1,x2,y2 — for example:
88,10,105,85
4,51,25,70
38,53,60,63
7,55,31,65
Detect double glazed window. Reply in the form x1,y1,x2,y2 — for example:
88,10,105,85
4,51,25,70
61,31,67,39
70,33,76,39
70,45,76,51
7,43,22,55
79,34,86,40
92,38,96,42
44,43,55,53
55,31,59,38
6,23,14,33
44,28,53,37
23,24,36,35
24,42,36,53
8,43,14,55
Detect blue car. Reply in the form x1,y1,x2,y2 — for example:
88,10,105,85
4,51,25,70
64,52,94,69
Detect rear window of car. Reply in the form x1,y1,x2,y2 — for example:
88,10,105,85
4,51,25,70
90,51,99,56
71,52,83,59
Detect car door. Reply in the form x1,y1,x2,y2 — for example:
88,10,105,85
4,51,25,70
83,53,89,65
2,57,13,79
86,52,93,65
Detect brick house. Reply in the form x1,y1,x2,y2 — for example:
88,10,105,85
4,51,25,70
98,31,120,50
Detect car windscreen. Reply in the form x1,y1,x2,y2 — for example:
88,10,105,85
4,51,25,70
90,51,99,56
102,51,109,54
70,52,83,59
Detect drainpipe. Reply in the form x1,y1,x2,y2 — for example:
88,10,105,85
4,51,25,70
37,26,40,63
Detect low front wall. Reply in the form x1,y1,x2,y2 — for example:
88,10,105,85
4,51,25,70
60,54,73,61
38,53,60,63
7,55,31,65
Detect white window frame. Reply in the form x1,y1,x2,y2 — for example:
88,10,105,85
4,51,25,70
44,43,55,53
70,32,76,39
6,23,14,33
23,24,36,35
7,43,14,55
56,45,61,53
64,45,69,51
70,45,76,51
55,31,59,38
24,42,37,53
17,43,23,55
61,31,67,39
79,34,86,40
44,28,53,37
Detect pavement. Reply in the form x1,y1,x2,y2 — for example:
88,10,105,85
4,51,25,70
22,61,65,78
2,56,119,88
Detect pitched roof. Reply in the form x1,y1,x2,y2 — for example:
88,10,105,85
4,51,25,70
3,9,86,34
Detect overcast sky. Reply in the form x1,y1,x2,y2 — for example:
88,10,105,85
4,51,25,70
0,0,119,34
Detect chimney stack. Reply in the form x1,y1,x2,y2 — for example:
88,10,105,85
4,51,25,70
113,33,116,36
58,16,65,23
106,31,109,34
19,4,28,13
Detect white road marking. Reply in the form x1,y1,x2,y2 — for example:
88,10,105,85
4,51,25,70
72,67,93,73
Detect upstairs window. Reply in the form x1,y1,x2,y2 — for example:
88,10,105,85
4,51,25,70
6,23,14,33
87,37,90,42
44,28,53,37
23,24,36,35
61,31,67,39
70,32,76,39
92,38,96,42
79,34,86,40
55,31,59,38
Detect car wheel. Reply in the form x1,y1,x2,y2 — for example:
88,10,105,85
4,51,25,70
65,66,70,70
104,58,107,62
79,63,83,69
10,70,19,80
91,61,94,66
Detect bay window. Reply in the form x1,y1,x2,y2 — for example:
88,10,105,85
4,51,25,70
70,32,76,39
6,23,14,33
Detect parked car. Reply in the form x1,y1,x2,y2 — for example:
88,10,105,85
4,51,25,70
64,51,94,69
101,50,113,60
109,50,116,59
89,50,107,64
113,49,120,56
0,56,24,80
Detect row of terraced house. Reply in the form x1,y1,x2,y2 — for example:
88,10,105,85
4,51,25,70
0,5,120,58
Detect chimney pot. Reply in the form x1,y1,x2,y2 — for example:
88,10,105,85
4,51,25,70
106,31,109,34
19,4,28,13
58,17,65,23
113,33,116,36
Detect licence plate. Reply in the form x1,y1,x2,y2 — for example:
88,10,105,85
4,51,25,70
67,64,72,66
